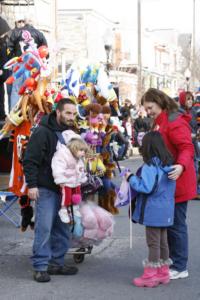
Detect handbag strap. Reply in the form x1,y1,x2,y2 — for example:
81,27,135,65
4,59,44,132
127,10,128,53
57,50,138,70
55,131,66,145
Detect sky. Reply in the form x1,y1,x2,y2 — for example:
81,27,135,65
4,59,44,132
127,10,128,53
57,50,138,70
57,0,196,33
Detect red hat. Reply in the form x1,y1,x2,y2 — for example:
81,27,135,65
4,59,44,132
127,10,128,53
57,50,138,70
113,125,119,131
179,91,186,106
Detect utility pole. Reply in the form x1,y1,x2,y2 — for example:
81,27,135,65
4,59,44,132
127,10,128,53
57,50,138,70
54,0,58,79
137,0,142,104
192,0,196,90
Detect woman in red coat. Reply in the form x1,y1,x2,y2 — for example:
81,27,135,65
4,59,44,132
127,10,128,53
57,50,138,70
141,88,196,280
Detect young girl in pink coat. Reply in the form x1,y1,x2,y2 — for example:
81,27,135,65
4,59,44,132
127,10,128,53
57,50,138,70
52,130,89,223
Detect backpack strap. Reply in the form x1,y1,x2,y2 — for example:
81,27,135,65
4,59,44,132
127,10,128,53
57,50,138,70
55,131,66,145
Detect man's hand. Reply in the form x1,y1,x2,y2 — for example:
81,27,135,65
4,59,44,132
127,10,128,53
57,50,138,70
28,187,39,200
168,164,184,180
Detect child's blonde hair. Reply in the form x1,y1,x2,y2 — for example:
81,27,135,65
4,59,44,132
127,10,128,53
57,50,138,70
67,138,89,157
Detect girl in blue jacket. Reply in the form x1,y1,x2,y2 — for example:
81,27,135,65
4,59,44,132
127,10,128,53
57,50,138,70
125,131,176,288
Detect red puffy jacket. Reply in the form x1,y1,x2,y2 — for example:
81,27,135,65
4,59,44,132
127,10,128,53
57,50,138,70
154,111,196,203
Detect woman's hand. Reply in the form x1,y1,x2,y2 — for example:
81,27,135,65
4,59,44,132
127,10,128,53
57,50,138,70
168,164,184,180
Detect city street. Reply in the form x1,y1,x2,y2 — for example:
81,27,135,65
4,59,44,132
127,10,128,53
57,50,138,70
0,155,200,300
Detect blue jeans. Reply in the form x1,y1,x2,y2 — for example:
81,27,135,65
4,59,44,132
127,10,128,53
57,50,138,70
32,188,71,271
168,202,188,271
194,158,200,194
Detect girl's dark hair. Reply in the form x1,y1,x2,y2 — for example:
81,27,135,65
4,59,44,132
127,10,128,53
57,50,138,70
140,131,173,166
141,88,178,114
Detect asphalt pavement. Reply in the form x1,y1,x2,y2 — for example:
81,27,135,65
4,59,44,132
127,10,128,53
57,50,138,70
0,155,200,300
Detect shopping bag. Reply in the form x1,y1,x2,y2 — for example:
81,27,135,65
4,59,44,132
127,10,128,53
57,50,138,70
115,177,131,207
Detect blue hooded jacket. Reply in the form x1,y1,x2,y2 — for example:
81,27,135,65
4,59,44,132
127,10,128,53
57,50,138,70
129,158,176,227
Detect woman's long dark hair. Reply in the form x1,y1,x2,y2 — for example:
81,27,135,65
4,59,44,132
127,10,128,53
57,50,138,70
140,131,173,166
141,88,178,114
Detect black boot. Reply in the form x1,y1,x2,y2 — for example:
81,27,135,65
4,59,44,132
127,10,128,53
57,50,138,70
33,271,51,283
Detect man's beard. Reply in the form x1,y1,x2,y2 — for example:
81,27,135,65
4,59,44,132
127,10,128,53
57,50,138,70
65,120,79,131
60,117,75,127
65,120,75,126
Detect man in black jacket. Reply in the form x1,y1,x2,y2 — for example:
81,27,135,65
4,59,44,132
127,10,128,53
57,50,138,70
23,98,78,283
7,16,47,58
7,16,47,110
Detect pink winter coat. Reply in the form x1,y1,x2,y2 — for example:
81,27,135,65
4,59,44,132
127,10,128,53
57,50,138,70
51,130,87,187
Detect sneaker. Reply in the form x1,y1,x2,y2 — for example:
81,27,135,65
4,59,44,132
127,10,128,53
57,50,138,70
58,208,70,223
193,195,200,200
33,271,51,282
169,269,189,280
47,265,78,275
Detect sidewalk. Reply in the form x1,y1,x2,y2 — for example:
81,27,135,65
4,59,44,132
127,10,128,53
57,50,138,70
0,200,200,300
0,158,200,300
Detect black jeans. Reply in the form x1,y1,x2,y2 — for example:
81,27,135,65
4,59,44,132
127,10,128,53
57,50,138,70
0,83,5,118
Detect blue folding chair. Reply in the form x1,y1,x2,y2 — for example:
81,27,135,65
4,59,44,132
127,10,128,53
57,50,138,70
0,191,21,227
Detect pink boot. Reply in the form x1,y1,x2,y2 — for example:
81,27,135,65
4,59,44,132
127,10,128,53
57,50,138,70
157,259,172,284
133,260,160,288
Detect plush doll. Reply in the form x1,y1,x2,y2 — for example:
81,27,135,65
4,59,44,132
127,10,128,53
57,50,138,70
80,64,99,84
0,76,52,140
64,67,80,97
99,106,111,133
77,85,91,107
85,103,102,133
84,131,102,148
32,76,50,112
101,151,116,179
76,85,92,119
19,195,34,232
92,87,107,106
102,123,114,148
4,45,49,95
98,151,119,215
0,98,25,140
80,202,114,241
8,121,31,196
95,66,113,99
89,154,106,176
83,103,104,151
5,52,40,85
